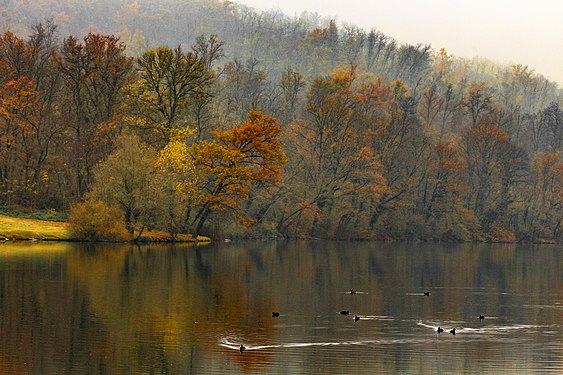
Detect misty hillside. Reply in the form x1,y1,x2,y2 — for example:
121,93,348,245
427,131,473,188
0,0,448,85
2,0,560,90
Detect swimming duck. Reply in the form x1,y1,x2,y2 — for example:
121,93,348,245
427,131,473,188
450,328,456,335
437,326,444,333
239,344,246,353
340,310,350,315
350,289,357,294
423,292,430,296
479,314,485,320
354,315,360,322
272,312,280,317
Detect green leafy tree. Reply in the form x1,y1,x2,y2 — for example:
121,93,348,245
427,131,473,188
88,132,164,236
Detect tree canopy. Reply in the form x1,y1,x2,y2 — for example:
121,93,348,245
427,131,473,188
0,3,561,242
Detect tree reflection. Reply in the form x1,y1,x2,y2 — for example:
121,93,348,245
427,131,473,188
0,241,560,373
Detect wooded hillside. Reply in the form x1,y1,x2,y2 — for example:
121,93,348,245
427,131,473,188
0,0,561,242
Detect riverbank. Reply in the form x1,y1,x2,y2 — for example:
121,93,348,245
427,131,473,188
0,215,210,242
0,214,72,240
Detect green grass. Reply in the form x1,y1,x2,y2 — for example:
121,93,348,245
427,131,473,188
0,214,210,242
0,214,73,240
0,207,68,222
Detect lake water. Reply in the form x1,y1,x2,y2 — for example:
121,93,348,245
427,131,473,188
0,241,560,374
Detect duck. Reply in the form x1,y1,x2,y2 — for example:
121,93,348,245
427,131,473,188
354,315,360,322
350,289,357,295
437,326,444,333
340,310,350,315
239,344,246,353
272,311,280,317
450,328,456,335
423,292,430,296
479,314,485,320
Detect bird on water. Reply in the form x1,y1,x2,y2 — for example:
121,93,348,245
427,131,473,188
350,289,357,294
240,344,246,353
272,312,280,317
423,292,430,296
450,328,456,335
354,315,360,322
479,314,485,320
437,327,444,333
340,310,350,315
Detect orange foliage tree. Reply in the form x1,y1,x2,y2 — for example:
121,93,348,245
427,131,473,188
278,66,394,238
0,32,42,206
157,110,286,236
0,77,38,202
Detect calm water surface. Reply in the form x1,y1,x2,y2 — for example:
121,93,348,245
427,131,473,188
0,241,561,374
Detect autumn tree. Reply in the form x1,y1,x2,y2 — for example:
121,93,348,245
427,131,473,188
21,22,66,207
461,82,495,128
0,75,38,206
483,140,528,233
127,45,214,144
190,34,225,140
418,49,459,137
0,29,59,208
157,110,286,237
276,66,393,238
296,66,360,235
69,199,129,241
539,102,563,152
296,19,341,75
461,112,522,235
367,80,430,237
520,153,563,241
55,33,133,199
88,132,164,237
218,58,270,122
419,140,469,237
279,67,306,122
192,34,225,72
156,139,198,238
0,33,31,206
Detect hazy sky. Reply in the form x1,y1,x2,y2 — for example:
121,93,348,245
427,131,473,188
236,0,563,85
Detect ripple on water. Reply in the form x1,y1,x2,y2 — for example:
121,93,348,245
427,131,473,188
522,304,563,310
220,335,450,351
417,321,549,336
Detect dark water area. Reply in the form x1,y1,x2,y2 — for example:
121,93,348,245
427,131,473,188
0,241,560,374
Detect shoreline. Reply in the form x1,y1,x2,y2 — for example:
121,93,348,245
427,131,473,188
1,214,558,245
0,214,211,243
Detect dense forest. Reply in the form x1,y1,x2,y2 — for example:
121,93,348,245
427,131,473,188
0,0,561,242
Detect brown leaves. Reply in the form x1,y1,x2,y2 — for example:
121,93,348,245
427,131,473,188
157,111,286,233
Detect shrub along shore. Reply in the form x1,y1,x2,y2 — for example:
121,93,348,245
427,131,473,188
0,215,210,243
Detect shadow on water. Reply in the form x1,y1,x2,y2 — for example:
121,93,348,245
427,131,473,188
0,240,560,374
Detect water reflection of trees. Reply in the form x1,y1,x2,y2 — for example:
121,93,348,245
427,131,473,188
64,243,281,373
0,242,560,373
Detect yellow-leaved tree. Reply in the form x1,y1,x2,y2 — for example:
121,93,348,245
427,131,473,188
157,110,286,237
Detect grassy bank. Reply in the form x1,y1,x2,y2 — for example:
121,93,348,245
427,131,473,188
0,214,210,242
0,214,73,240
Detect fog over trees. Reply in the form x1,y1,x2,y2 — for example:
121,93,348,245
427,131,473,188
0,0,561,242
